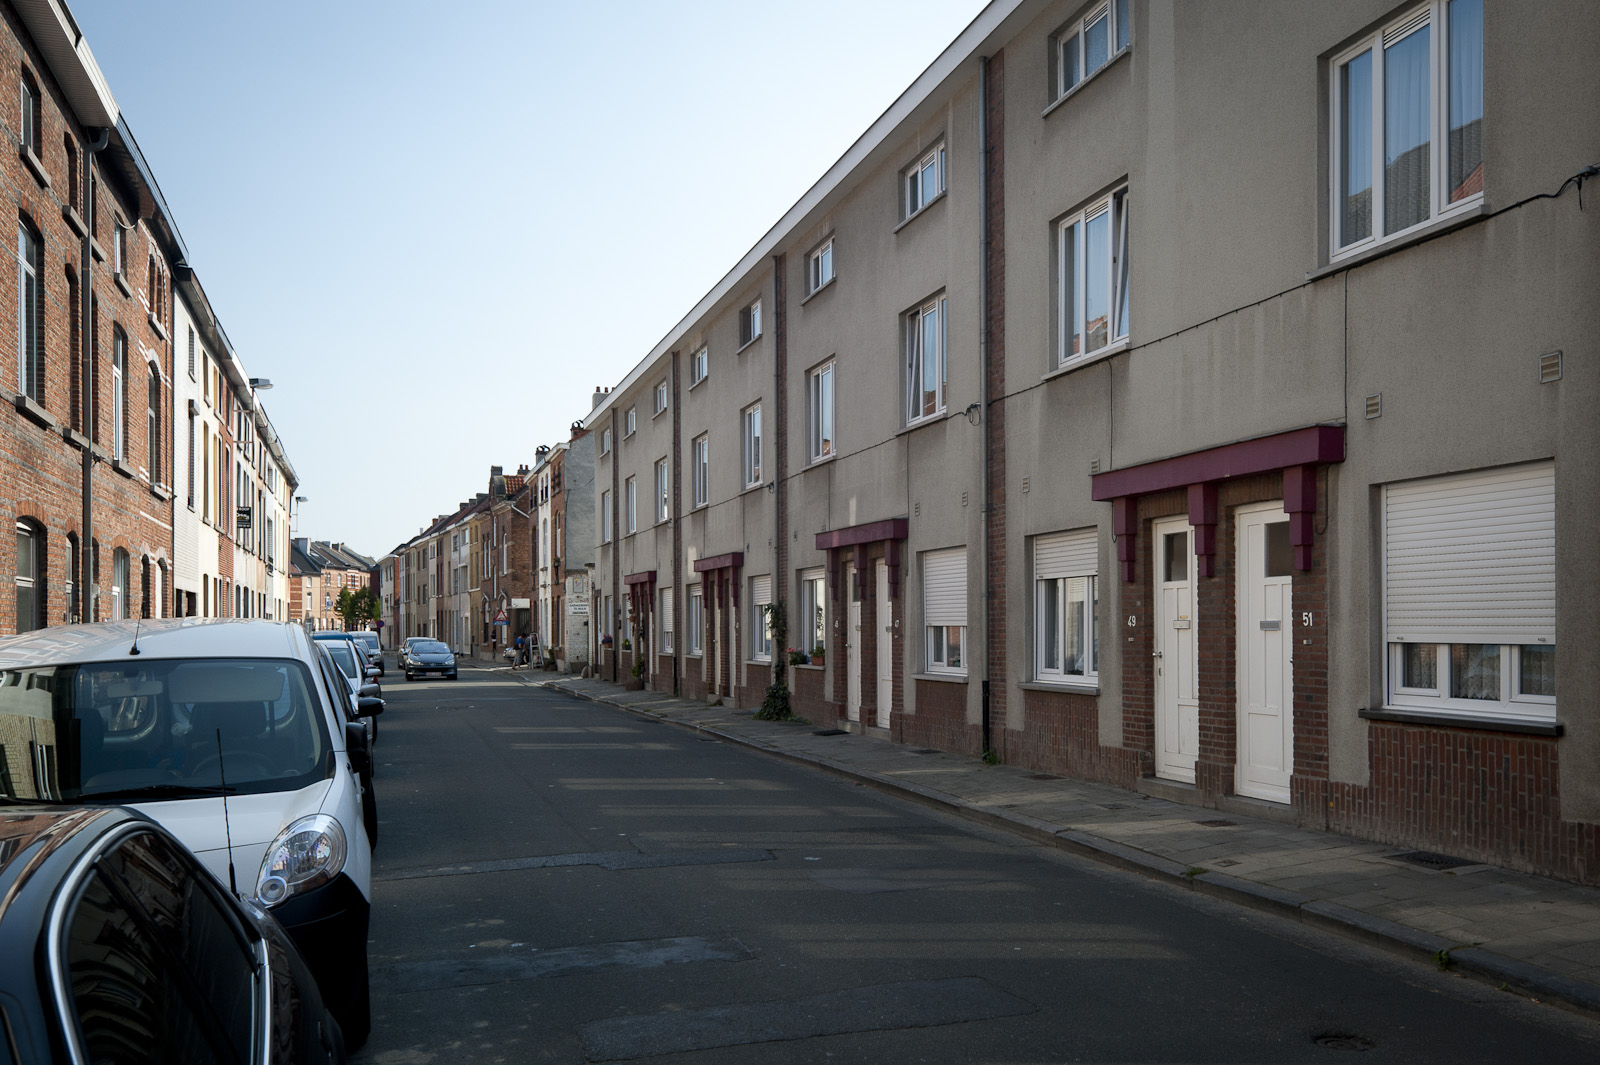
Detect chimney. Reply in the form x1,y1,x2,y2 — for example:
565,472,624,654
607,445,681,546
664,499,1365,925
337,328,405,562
490,465,503,478
592,387,606,410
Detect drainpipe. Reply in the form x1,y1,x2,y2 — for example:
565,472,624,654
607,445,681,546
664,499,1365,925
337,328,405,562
79,127,110,621
977,58,993,757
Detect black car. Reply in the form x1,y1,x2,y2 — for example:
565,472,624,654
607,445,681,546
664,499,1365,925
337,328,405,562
0,806,345,1063
403,639,457,681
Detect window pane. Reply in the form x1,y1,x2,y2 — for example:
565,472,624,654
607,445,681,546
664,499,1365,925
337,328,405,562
922,157,937,199
946,626,963,669
1401,642,1437,689
1114,192,1130,340
1085,11,1109,74
1062,33,1080,91
1384,26,1431,234
1065,577,1088,674
1340,51,1373,244
1062,221,1080,358
1450,643,1499,700
1084,208,1110,351
1519,645,1555,698
1265,521,1292,577
1447,0,1484,202
1164,531,1187,583
1116,0,1129,50
1039,579,1060,672
921,308,940,416
819,367,833,455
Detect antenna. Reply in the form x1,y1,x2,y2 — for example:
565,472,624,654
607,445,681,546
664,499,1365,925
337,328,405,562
216,728,239,897
129,616,142,656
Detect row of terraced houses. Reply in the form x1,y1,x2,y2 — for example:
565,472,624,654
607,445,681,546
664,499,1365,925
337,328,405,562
0,1,299,637
386,0,1599,885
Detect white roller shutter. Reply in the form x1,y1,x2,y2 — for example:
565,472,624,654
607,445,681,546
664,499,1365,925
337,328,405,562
1035,528,1097,580
750,575,771,608
1384,462,1555,645
660,588,674,645
923,548,967,627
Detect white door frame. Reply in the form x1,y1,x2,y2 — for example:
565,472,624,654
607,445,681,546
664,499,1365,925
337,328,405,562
846,564,862,722
875,560,892,729
1152,517,1199,783
1236,502,1294,803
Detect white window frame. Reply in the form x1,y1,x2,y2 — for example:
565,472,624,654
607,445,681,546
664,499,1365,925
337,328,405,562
653,379,668,416
1033,529,1099,683
14,521,39,633
807,239,834,294
1330,0,1483,258
600,488,612,542
687,585,703,656
111,547,129,621
660,587,675,654
807,360,835,463
600,426,611,455
16,222,39,401
624,407,637,437
654,457,669,523
1054,0,1129,100
905,296,947,426
750,575,773,662
19,77,38,154
923,548,967,675
741,403,763,489
692,433,709,508
624,477,636,534
1382,462,1555,723
739,300,762,348
111,330,127,462
1057,187,1130,368
800,569,826,657
903,143,946,220
690,347,708,386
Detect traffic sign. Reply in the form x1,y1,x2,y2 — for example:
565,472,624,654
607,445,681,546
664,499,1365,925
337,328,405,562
493,607,508,625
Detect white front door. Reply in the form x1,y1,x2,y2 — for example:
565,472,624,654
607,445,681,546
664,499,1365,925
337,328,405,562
875,560,892,729
1237,504,1294,802
846,565,862,722
1153,518,1199,783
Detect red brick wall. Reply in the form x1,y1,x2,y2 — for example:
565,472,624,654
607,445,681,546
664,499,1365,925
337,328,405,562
1016,688,1142,785
903,679,979,755
735,661,771,710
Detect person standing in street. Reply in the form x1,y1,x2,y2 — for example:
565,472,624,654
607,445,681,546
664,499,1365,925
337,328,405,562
513,633,524,669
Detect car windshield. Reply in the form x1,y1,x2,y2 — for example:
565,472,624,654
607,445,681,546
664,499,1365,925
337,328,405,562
354,633,379,650
0,658,332,802
324,642,360,679
413,641,450,655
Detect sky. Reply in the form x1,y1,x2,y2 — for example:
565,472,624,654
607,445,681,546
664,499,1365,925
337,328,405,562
68,0,991,560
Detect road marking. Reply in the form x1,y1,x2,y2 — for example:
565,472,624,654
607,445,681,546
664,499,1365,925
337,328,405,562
375,935,754,993
376,847,774,881
579,977,1036,1060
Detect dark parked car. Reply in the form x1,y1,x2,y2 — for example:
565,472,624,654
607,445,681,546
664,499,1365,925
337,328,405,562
403,639,458,681
0,805,345,1063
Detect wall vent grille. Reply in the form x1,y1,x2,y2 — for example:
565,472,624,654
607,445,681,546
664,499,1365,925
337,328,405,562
1539,350,1562,383
1365,393,1382,419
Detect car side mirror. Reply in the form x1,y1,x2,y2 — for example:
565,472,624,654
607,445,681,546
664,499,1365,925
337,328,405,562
365,666,381,679
345,722,371,773
358,695,384,717
359,683,380,698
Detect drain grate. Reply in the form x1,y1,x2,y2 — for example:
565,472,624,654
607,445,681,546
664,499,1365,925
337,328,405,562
1386,850,1476,870
813,729,849,736
1098,803,1127,811
912,749,942,755
1313,1032,1374,1052
1196,819,1237,828
1026,773,1060,781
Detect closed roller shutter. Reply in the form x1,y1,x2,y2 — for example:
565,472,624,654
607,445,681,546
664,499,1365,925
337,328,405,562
750,575,771,607
1035,528,1097,580
923,548,967,627
1384,462,1554,645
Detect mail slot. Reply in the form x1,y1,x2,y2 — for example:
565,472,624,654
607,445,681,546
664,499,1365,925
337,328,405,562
1173,618,1191,630
1259,619,1281,631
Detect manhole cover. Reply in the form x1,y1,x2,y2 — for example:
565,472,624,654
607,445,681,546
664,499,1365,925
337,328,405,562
1313,1032,1374,1051
813,729,849,736
1196,819,1237,828
1215,858,1240,867
1026,773,1060,780
1099,803,1127,810
912,749,942,755
1387,850,1475,870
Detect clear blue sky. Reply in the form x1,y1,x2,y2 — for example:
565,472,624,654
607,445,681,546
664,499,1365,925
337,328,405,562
69,0,990,558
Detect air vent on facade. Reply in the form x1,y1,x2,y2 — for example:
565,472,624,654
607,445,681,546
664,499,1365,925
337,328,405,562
1539,350,1562,383
961,491,968,507
1022,476,1031,493
914,501,920,516
1365,393,1382,419
1384,8,1429,45
1088,459,1099,474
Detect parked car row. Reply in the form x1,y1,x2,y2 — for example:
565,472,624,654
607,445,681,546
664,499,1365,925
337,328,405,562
0,619,387,1060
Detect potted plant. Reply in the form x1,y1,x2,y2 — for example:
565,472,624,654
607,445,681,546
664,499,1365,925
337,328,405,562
625,658,646,691
787,648,808,666
811,643,826,667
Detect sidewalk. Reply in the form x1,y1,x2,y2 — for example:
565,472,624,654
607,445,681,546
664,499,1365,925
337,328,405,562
508,669,1600,1017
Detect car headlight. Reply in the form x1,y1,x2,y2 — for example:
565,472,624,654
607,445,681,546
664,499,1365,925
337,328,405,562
255,814,347,906
446,655,456,665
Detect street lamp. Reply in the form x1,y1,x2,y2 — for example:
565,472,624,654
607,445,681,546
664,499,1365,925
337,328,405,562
249,377,273,390
292,495,308,536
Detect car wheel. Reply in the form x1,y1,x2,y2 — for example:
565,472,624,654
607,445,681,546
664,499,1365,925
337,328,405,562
405,670,413,681
341,950,372,1051
450,671,459,680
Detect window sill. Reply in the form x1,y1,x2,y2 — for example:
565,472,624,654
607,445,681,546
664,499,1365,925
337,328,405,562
652,407,666,420
741,482,766,496
747,658,773,667
913,671,968,684
1020,680,1100,696
1043,339,1129,382
1359,706,1562,737
799,276,837,306
896,409,953,437
688,375,707,392
736,334,763,356
151,484,173,502
14,393,58,431
1311,202,1488,281
19,143,50,190
62,204,87,238
1041,45,1131,121
90,236,106,263
147,314,168,341
894,190,947,234
113,272,132,298
793,662,824,671
111,457,135,480
806,452,836,469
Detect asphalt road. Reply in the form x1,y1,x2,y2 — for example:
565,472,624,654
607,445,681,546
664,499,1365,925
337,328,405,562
352,665,1600,1063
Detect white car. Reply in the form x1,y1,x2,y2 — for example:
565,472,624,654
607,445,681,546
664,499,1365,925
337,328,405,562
0,619,378,1049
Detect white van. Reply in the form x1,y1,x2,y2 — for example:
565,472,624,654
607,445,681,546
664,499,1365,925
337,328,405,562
0,619,378,1048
